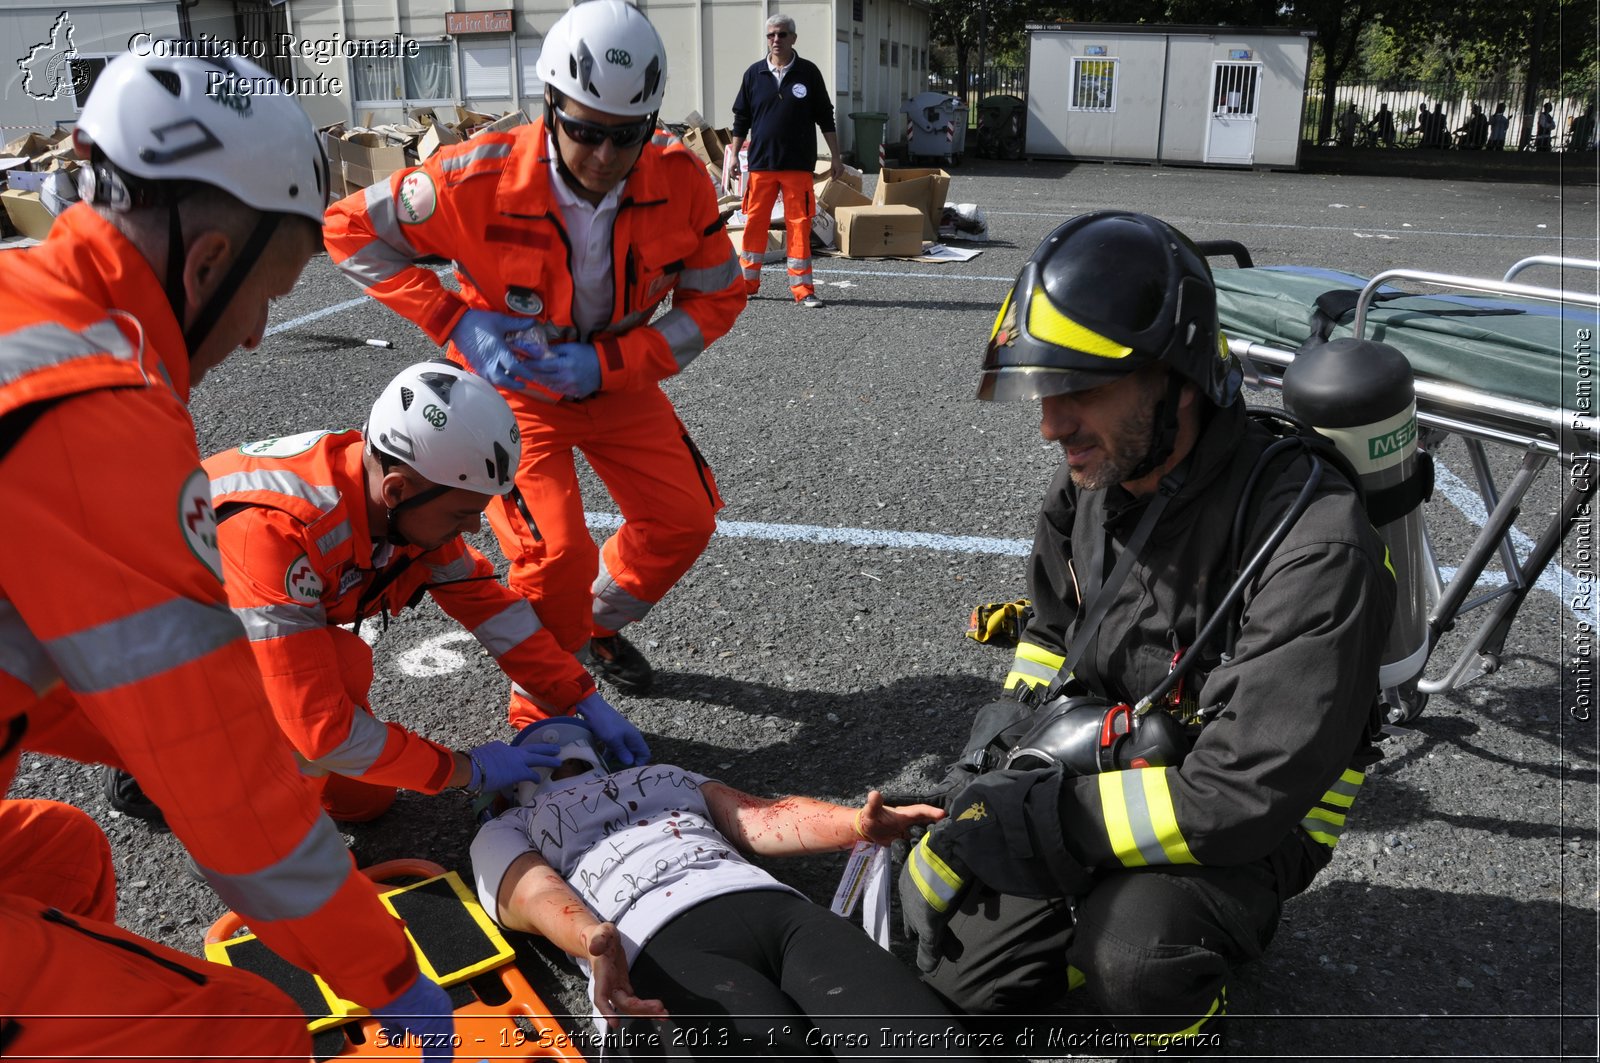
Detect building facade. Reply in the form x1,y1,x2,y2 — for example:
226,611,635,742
3,0,930,159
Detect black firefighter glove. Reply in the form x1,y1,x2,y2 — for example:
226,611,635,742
897,765,1092,973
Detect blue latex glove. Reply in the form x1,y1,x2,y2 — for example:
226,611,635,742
573,691,650,767
466,739,564,794
371,972,455,1060
523,341,602,399
447,309,561,400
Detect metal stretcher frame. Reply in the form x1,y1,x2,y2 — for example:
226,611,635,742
1218,253,1598,720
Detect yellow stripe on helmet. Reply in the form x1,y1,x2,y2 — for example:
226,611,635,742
1026,287,1133,360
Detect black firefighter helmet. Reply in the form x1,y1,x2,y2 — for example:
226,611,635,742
978,211,1241,407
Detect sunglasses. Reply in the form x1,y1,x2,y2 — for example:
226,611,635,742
766,30,791,39
553,106,654,149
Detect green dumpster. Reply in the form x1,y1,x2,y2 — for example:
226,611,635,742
849,111,889,174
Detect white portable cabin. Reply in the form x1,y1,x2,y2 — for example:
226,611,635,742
1023,22,1313,169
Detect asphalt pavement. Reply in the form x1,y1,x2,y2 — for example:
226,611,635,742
9,158,1598,1061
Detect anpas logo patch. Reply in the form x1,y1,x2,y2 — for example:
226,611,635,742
285,553,326,604
240,430,330,458
398,171,437,224
178,468,223,582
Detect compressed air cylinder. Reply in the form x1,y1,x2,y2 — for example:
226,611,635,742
1283,337,1428,689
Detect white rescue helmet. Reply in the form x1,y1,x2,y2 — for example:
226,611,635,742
367,362,521,496
538,0,668,118
511,717,607,804
74,51,327,223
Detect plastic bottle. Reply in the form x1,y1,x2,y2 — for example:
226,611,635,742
505,324,555,361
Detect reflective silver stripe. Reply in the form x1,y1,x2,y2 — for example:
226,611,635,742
439,140,513,174
651,131,676,148
614,308,653,333
364,180,419,258
786,257,811,272
1322,772,1363,809
1300,806,1349,846
308,708,391,776
0,319,136,385
653,309,706,370
679,256,741,292
1007,654,1057,686
336,239,416,287
905,835,963,912
315,520,353,557
194,814,353,922
473,600,542,658
46,598,243,695
0,600,58,696
235,602,326,641
210,470,340,514
1113,771,1173,867
333,182,424,287
426,555,476,583
592,559,653,630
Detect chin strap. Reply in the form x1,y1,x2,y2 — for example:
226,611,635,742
1123,371,1188,483
383,482,453,547
181,211,281,357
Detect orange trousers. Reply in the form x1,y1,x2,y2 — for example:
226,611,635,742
0,800,310,1061
741,170,816,300
487,384,721,728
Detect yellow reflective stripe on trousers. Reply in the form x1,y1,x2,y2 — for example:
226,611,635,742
1004,640,1065,691
1098,767,1197,867
905,833,963,913
1131,986,1226,1044
1303,767,1364,847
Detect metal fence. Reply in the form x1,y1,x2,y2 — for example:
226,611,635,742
928,65,1027,125
1303,78,1592,150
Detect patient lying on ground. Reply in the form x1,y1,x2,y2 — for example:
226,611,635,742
470,717,968,1058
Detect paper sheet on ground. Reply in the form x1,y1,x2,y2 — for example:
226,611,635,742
898,243,984,263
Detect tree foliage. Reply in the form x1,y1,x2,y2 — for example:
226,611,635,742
926,0,1596,142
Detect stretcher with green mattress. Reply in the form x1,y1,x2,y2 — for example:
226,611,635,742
1207,248,1597,721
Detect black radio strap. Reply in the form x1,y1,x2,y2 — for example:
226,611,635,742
1044,471,1183,701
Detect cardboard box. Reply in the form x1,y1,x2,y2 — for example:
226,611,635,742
814,160,864,193
681,126,723,168
337,132,406,190
834,204,923,258
2,189,54,240
2,132,53,160
477,109,528,136
811,207,836,249
416,120,462,161
815,176,871,214
727,226,785,263
871,166,950,241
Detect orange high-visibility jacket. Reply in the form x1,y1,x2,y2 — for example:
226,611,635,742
323,119,745,387
0,205,419,1007
204,429,596,789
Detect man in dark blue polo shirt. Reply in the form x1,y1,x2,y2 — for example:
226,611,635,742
728,13,841,309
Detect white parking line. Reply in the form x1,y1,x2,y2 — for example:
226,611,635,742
264,296,368,337
587,507,1588,624
585,510,1030,556
985,212,1565,242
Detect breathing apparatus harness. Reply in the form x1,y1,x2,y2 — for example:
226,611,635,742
999,408,1352,777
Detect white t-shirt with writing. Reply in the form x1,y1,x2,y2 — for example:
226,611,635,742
472,764,801,978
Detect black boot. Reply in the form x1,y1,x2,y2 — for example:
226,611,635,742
102,766,167,828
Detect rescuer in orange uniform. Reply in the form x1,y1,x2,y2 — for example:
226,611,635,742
325,0,746,708
198,361,650,821
0,54,454,1059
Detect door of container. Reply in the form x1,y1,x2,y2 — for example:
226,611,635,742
1205,61,1260,164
